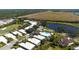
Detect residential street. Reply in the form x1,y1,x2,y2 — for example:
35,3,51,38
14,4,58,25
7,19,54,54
0,40,17,50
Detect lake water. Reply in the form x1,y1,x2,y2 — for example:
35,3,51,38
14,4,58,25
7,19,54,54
47,23,79,33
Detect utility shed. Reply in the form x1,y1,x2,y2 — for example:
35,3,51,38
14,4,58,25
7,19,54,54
19,42,35,50
27,38,41,45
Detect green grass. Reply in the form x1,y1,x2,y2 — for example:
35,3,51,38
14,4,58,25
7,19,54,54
0,24,22,36
0,42,6,48
11,45,20,49
47,46,68,50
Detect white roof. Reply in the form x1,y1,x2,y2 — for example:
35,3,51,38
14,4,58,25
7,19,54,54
27,38,41,45
0,36,7,44
74,47,79,50
19,42,35,50
25,25,33,30
12,31,22,36
68,42,73,46
39,32,51,37
11,48,24,50
25,26,30,30
25,21,37,30
10,48,15,50
24,20,30,22
33,35,45,40
29,21,37,25
16,48,24,50
19,29,26,34
5,33,17,40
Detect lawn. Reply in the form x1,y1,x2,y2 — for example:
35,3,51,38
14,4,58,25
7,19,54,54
47,46,67,50
0,20,31,36
0,42,6,48
11,45,20,49
0,24,22,36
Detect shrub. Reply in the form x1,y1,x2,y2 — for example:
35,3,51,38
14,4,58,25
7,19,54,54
0,42,6,47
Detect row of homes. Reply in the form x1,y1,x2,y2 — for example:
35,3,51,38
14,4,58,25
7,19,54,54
0,20,52,50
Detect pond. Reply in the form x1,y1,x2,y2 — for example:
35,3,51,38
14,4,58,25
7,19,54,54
47,23,79,33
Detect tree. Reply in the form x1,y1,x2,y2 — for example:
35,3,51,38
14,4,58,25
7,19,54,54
7,38,14,43
15,18,22,24
50,33,64,46
4,36,14,43
37,42,50,50
40,21,47,27
16,34,27,43
0,42,6,47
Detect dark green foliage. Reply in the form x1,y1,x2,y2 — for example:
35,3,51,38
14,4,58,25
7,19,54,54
0,9,47,18
4,36,14,43
0,42,6,47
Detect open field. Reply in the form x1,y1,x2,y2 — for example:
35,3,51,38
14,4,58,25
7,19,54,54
18,11,79,22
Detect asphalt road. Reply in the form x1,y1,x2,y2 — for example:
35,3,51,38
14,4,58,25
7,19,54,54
0,40,17,50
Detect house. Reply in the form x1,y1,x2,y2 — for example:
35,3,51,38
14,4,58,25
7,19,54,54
18,29,27,34
24,21,37,30
27,38,41,45
0,36,7,44
29,21,37,26
33,35,45,40
10,48,15,50
12,31,23,36
5,33,17,40
16,48,24,50
39,32,51,40
11,48,24,50
19,42,35,50
59,37,73,47
25,26,31,30
37,26,44,31
39,32,51,37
